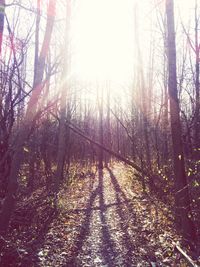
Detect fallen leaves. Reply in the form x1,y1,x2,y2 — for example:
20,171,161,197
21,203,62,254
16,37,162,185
1,162,197,267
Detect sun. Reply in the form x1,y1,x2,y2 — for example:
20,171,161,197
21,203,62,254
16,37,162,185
71,0,135,84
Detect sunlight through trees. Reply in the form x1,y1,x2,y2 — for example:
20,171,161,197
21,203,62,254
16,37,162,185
0,0,199,266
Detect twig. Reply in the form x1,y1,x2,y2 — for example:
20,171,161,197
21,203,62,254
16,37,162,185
173,242,199,267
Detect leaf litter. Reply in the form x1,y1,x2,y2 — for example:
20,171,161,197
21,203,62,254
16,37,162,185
0,163,197,266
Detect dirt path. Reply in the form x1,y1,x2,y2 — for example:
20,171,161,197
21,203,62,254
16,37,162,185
72,167,138,267
35,164,177,267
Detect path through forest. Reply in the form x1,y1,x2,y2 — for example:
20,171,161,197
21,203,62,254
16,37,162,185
36,163,179,267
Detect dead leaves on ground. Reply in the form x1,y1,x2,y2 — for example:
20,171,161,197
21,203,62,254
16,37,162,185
1,163,198,266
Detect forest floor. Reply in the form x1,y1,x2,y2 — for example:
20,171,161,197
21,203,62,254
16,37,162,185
0,162,194,267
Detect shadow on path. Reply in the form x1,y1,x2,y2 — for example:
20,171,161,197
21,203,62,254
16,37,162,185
98,169,116,266
107,167,136,266
65,169,117,267
64,166,151,267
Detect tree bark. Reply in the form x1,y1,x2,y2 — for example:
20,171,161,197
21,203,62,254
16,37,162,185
54,0,71,191
166,0,196,241
194,0,200,159
0,0,5,55
98,84,104,169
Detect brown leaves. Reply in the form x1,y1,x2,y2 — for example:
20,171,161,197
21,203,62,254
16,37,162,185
1,162,197,266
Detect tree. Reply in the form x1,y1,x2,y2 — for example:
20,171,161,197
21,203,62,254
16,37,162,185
55,0,71,191
98,83,104,169
165,0,196,241
0,0,5,55
0,0,56,234
194,0,200,158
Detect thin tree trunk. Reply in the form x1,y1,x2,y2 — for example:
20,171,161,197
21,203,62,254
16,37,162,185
163,22,169,163
105,81,111,166
54,0,71,191
134,3,152,186
194,0,200,159
98,83,104,169
0,0,56,234
0,0,5,55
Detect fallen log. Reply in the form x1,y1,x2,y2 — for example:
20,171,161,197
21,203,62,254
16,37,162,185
66,121,151,178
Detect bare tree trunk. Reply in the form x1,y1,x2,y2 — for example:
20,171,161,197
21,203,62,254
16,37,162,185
27,0,41,191
163,20,169,163
98,84,104,169
166,0,196,241
105,81,111,166
0,0,5,55
134,3,152,184
54,0,71,191
0,0,56,234
194,0,200,159
33,0,41,82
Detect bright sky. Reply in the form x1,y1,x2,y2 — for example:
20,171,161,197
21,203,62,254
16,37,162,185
5,0,198,105
64,0,197,105
71,0,135,84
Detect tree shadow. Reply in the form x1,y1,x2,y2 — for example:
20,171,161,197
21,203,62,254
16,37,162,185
0,205,58,267
29,208,58,267
65,167,150,267
106,167,138,266
64,176,97,266
98,168,117,267
65,169,117,267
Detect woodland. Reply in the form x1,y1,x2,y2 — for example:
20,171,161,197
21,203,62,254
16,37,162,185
0,0,200,266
